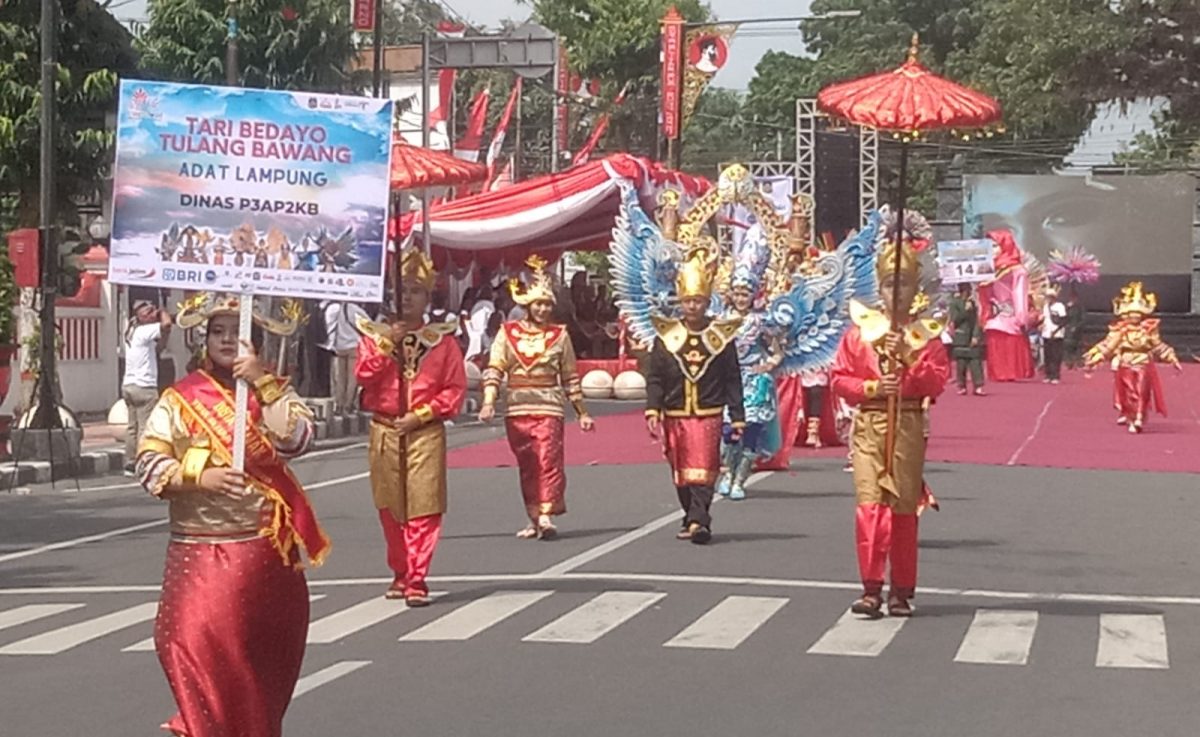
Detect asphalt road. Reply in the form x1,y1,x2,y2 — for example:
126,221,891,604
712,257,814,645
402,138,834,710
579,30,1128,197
1,416,1198,737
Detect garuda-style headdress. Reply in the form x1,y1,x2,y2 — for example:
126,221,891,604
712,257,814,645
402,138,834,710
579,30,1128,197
878,208,932,287
399,247,436,291
729,225,771,296
1113,281,1156,316
509,254,556,306
176,293,305,336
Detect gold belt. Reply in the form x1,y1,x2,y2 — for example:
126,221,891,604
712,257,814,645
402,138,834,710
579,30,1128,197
860,399,924,413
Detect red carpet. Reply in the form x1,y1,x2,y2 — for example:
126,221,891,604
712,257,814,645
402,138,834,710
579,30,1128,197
449,365,1200,474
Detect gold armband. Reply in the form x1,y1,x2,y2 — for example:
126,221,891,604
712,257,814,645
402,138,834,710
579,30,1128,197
863,380,880,399
253,374,286,405
483,386,498,405
730,421,747,430
412,404,435,424
645,409,661,420
180,447,212,488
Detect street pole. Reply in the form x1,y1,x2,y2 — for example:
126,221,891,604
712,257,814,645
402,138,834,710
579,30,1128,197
31,0,59,430
372,0,384,97
550,46,559,173
420,31,431,255
225,1,239,86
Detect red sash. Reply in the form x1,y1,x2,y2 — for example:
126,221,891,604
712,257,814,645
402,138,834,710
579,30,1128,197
165,372,331,567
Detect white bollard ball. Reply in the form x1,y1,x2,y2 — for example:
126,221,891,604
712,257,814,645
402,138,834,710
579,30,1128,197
107,399,129,426
581,370,614,399
612,370,646,400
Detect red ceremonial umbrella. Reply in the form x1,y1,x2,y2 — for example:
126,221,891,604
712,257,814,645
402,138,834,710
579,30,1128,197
817,35,1002,474
390,141,488,190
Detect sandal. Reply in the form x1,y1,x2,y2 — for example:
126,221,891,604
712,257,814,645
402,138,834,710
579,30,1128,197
850,594,884,619
516,525,538,540
676,522,699,541
384,576,405,600
887,596,914,617
405,593,433,608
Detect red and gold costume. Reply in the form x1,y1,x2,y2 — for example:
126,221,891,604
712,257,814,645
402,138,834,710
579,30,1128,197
832,242,949,613
483,256,590,530
136,294,325,737
357,250,467,600
645,247,745,539
1084,282,1180,433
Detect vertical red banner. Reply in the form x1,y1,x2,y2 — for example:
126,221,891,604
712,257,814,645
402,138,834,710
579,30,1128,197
556,47,570,152
661,7,684,140
353,0,375,31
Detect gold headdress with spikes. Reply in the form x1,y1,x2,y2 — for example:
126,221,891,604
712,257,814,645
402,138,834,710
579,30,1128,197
399,247,436,291
175,293,306,336
676,245,718,299
876,239,924,287
1113,281,1156,316
509,254,556,306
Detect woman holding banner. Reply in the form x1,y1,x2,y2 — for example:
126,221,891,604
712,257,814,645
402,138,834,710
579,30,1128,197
135,293,328,737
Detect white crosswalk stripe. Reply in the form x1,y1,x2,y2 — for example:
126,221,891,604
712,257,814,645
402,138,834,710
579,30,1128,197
0,590,1187,671
807,609,907,657
524,592,666,644
0,604,85,633
0,602,158,656
292,660,372,698
954,610,1038,665
663,595,787,650
308,593,438,644
400,591,554,642
1096,614,1169,669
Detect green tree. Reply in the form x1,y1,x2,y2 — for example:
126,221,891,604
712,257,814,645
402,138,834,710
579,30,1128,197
136,0,365,93
0,0,137,228
681,88,749,174
524,0,711,157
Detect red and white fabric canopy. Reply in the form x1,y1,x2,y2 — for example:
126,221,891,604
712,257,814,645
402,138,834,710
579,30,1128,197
394,154,710,268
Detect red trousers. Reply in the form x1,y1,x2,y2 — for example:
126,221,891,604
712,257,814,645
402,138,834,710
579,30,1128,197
377,510,442,597
855,504,918,597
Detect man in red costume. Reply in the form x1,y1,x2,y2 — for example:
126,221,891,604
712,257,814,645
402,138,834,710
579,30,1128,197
832,236,949,618
357,248,466,606
1084,281,1181,433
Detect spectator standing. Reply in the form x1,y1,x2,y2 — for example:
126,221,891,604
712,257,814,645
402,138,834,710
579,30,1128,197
319,300,369,414
1041,287,1067,383
122,300,172,474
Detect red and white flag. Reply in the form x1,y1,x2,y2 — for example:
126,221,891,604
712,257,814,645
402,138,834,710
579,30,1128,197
428,21,465,133
485,78,523,171
572,82,631,167
453,87,491,162
487,157,515,191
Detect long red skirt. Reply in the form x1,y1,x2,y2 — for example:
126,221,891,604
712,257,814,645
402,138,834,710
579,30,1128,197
506,415,566,519
985,330,1034,382
663,416,722,487
1115,363,1167,421
155,537,309,737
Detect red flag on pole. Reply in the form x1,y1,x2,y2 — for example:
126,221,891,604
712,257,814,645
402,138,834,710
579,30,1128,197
572,82,630,167
428,22,465,133
486,78,523,171
453,87,491,162
487,157,515,191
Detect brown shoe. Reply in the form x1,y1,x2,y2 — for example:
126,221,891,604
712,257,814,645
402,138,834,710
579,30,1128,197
677,522,700,541
887,596,914,617
850,594,884,619
690,525,712,545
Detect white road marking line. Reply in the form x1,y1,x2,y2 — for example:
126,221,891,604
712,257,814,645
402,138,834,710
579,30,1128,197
523,591,666,644
0,602,158,655
663,595,787,650
1096,614,1169,669
807,609,907,657
0,603,85,633
123,594,329,652
292,660,372,698
0,521,167,566
399,591,553,642
954,609,1038,665
308,593,442,644
7,571,1200,610
538,472,772,577
0,472,371,566
1007,399,1055,466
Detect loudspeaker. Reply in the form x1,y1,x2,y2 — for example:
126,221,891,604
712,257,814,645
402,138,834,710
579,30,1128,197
815,129,860,244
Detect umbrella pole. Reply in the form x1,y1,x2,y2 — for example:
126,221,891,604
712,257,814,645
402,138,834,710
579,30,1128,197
884,140,909,477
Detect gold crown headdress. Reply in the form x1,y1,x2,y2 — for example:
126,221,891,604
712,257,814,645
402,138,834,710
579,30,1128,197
1113,281,1156,316
509,254,556,306
175,293,305,336
676,245,718,299
399,247,436,291
876,239,924,286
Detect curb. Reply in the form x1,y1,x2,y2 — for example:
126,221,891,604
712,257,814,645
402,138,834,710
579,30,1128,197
1,411,379,488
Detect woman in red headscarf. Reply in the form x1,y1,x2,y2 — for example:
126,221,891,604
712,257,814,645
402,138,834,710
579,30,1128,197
977,229,1035,381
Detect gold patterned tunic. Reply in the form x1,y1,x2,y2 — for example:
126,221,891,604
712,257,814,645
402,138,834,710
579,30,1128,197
483,321,586,417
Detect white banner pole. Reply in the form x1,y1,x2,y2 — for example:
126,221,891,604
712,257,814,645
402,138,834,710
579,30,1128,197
232,291,253,472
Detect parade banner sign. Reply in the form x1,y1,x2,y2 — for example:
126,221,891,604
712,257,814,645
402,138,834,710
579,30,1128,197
660,7,684,140
109,80,393,303
680,24,737,133
937,239,996,285
353,0,376,31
